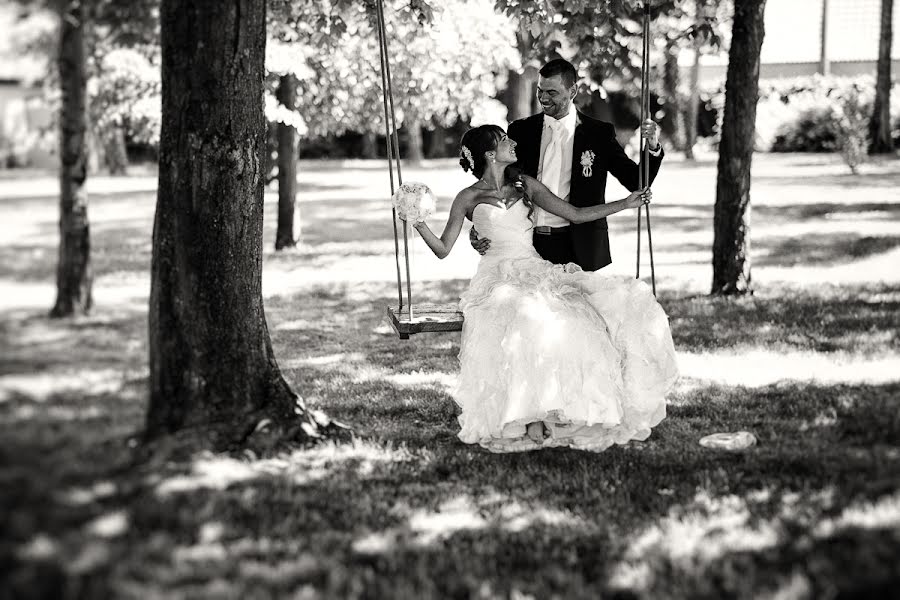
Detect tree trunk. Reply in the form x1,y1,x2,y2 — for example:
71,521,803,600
361,132,378,159
147,0,332,447
504,69,534,122
104,124,129,175
275,73,298,251
819,0,830,75
683,40,702,160
663,41,686,152
425,126,444,158
869,0,894,154
711,0,767,296
51,0,92,318
406,118,424,162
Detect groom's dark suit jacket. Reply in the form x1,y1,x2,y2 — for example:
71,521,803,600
507,111,664,271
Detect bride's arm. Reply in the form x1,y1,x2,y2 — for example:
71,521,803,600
522,175,647,223
411,191,472,259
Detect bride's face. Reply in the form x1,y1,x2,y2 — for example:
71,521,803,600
492,134,517,164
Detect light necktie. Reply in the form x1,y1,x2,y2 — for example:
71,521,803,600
541,119,564,197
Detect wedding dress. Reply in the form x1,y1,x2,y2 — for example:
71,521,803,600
454,199,678,452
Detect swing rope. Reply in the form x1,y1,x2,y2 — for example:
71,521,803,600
375,0,414,321
636,0,657,296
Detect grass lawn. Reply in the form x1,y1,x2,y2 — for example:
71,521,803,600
1,152,899,599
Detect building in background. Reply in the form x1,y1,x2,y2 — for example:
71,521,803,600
691,0,899,83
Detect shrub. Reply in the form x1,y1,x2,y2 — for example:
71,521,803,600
701,75,900,173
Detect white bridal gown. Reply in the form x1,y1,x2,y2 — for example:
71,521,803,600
454,199,678,452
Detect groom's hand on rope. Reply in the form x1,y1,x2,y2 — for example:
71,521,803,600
469,227,491,255
640,119,660,151
625,188,652,210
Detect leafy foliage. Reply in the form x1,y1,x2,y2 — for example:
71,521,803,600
91,47,161,146
494,0,724,96
267,0,519,136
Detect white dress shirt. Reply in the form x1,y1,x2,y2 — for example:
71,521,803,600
535,109,578,228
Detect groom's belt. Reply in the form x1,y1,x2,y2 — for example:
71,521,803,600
534,225,571,235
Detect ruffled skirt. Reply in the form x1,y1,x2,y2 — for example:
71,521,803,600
454,254,678,453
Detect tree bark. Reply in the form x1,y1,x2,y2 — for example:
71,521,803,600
406,117,424,162
869,0,894,154
51,0,92,318
711,0,767,296
147,0,331,447
275,73,298,251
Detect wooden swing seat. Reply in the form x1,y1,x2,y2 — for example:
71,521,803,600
386,303,463,339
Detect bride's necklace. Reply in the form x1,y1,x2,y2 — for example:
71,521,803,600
477,178,502,192
477,179,514,209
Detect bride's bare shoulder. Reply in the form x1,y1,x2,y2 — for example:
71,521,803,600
454,185,480,206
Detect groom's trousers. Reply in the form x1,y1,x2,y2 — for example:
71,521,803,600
533,227,576,266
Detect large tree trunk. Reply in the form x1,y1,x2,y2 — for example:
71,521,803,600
275,73,298,251
51,0,92,318
869,0,894,154
711,0,767,296
147,0,331,447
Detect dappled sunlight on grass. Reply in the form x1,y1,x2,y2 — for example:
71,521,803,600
609,484,900,599
156,439,429,496
677,349,900,387
0,369,134,404
610,490,781,593
814,491,900,537
353,492,588,556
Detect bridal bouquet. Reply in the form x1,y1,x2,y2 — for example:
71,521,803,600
392,181,436,224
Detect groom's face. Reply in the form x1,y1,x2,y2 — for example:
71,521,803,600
537,74,575,119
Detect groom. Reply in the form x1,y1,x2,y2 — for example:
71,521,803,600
471,58,664,270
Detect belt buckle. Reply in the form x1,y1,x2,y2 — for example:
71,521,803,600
535,226,551,235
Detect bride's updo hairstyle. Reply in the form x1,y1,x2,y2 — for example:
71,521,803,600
459,124,535,222
459,125,504,178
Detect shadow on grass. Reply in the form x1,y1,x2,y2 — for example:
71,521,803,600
754,170,900,189
754,201,900,221
662,284,900,355
755,234,900,267
5,375,898,598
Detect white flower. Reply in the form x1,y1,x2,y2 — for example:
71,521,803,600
580,150,596,177
392,182,436,224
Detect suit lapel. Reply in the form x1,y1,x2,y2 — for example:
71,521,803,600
572,112,587,172
570,113,587,202
525,114,544,176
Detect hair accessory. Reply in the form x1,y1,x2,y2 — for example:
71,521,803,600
461,145,475,171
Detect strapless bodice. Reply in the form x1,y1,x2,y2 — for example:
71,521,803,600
472,201,537,260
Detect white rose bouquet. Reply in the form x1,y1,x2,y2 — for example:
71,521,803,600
392,181,436,224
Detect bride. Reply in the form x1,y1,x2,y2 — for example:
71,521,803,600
402,124,678,453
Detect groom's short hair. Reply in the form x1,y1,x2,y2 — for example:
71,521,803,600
540,59,577,88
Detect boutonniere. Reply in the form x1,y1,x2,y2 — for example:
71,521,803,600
580,150,595,177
